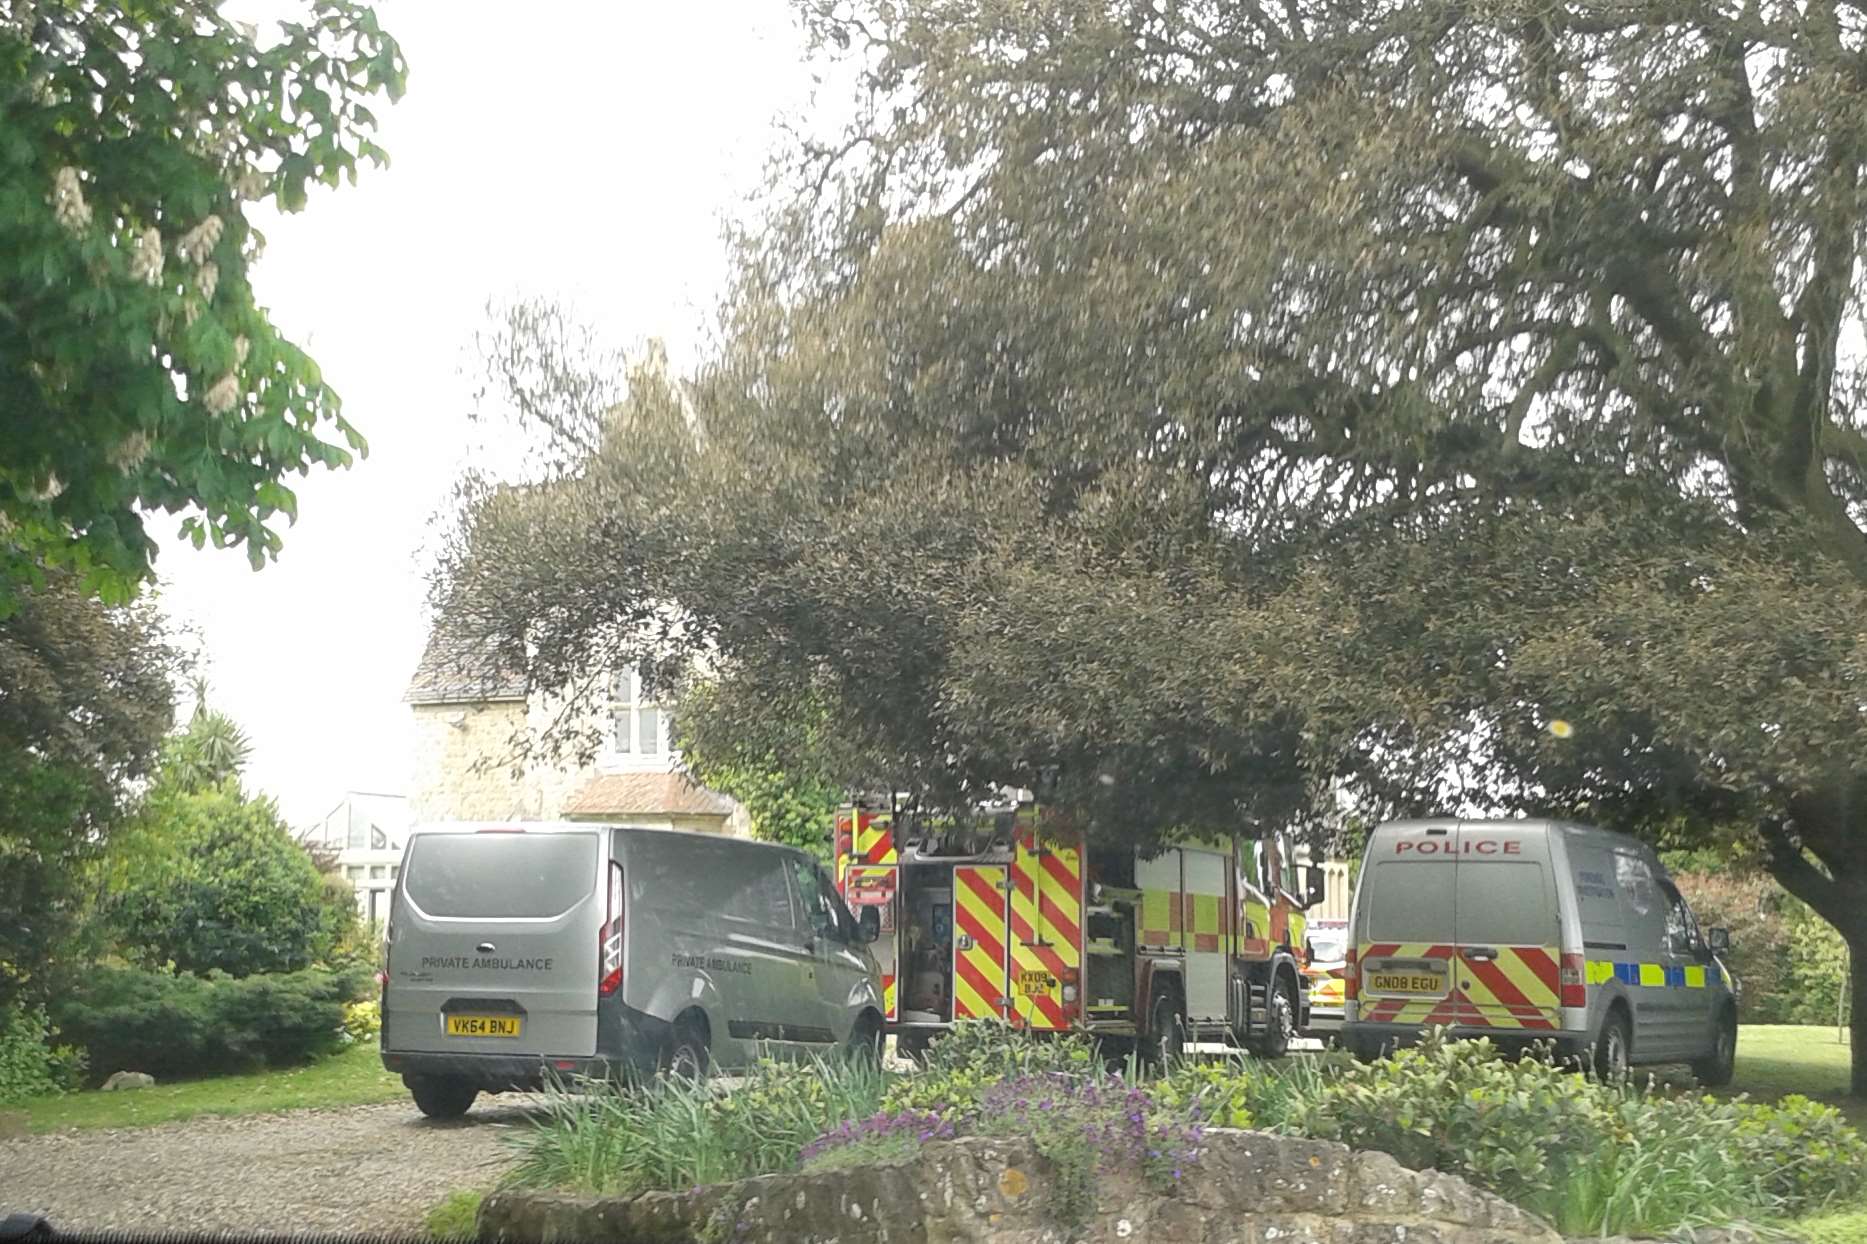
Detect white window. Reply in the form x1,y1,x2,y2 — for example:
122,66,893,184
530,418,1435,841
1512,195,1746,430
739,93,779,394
609,669,665,756
369,865,386,880
345,865,365,882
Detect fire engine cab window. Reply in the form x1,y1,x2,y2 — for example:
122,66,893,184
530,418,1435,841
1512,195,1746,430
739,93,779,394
1366,860,1456,943
403,833,596,919
1454,861,1555,947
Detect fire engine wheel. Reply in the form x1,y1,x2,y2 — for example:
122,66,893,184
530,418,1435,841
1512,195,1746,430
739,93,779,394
897,1032,932,1064
1249,979,1296,1059
1148,990,1187,1066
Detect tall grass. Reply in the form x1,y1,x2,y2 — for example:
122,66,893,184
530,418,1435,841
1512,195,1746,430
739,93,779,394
503,1056,886,1197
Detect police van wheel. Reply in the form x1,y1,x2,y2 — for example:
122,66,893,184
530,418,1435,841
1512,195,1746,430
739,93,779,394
1692,1012,1737,1087
1592,1010,1631,1083
663,1018,711,1081
408,1075,477,1120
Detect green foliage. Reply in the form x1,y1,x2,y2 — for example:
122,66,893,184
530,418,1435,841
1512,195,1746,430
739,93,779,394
0,1004,86,1104
1788,909,1853,1027
676,684,844,859
158,679,253,793
880,1018,1100,1114
50,964,369,1081
504,1055,886,1197
1,1,405,608
423,1191,483,1242
1275,1032,1866,1234
103,780,341,977
0,573,176,1010
339,998,380,1045
797,1131,924,1173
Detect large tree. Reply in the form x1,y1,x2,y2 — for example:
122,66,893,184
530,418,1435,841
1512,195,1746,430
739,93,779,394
1,0,405,610
440,1,1867,1090
0,571,177,1010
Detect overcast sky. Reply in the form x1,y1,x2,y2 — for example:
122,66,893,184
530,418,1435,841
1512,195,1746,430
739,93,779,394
155,1,817,827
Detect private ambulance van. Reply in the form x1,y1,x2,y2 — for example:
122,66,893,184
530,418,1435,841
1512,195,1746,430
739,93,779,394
1342,818,1736,1083
380,823,886,1118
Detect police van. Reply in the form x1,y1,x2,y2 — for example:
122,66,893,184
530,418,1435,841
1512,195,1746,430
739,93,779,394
380,823,886,1118
1342,818,1736,1082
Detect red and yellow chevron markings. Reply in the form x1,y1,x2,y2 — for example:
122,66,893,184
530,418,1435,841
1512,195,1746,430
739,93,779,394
1008,829,1082,1030
953,865,1010,1020
1355,942,1561,1030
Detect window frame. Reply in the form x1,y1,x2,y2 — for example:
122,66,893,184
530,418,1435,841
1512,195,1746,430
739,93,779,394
607,668,668,759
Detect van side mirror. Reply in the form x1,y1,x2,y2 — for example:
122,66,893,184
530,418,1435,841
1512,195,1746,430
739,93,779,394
1303,864,1327,909
1707,926,1730,954
856,906,881,944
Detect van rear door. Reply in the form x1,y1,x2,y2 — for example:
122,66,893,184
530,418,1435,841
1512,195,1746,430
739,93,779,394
1357,823,1458,1025
1446,824,1562,1033
388,829,602,1058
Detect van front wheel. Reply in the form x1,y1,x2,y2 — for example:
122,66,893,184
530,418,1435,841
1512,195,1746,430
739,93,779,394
1691,1011,1736,1087
408,1075,477,1120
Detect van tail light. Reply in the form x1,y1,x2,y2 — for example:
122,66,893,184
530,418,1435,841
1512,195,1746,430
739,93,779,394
1344,946,1358,1002
1560,952,1587,1008
598,862,624,998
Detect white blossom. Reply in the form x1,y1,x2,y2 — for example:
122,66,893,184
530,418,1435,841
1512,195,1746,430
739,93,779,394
235,169,269,202
51,167,91,233
27,472,64,502
234,335,250,367
128,227,163,285
202,373,241,416
176,214,224,265
111,432,151,473
196,261,219,304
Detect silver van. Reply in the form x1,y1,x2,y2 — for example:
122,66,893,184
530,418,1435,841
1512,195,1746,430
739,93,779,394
1342,818,1737,1083
380,822,886,1118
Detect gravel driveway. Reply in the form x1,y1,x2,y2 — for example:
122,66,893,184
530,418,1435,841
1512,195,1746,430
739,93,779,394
0,1095,548,1236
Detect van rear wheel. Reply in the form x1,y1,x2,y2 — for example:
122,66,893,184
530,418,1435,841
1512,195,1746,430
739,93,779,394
408,1075,477,1120
1592,1009,1631,1083
662,1017,710,1081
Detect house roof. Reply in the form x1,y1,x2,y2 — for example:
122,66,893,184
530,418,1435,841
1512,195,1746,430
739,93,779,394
405,624,528,706
562,771,737,819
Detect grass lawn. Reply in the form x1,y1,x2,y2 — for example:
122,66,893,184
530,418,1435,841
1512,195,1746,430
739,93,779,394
0,1041,403,1136
1726,1023,1860,1129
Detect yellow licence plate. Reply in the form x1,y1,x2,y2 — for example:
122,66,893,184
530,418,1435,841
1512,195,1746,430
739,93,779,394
446,1014,522,1038
1369,972,1445,995
1017,969,1053,996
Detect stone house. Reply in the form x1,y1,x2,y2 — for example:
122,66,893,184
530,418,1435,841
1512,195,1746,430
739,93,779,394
404,621,747,835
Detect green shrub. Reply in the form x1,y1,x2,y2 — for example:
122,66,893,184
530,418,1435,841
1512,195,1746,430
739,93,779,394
102,781,342,978
504,1055,886,1196
882,1018,1101,1114
51,964,369,1081
1274,1030,1864,1236
340,998,381,1045
0,1005,87,1104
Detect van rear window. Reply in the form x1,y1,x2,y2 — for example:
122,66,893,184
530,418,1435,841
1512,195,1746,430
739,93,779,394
1365,861,1455,943
403,832,597,919
1456,861,1556,947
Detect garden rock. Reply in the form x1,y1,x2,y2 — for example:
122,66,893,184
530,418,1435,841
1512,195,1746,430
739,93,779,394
478,1128,1567,1243
100,1072,154,1092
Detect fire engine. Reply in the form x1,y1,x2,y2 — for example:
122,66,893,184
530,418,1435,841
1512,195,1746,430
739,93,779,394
833,796,1328,1060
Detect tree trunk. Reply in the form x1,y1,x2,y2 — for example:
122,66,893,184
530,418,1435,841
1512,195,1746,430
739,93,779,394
1850,930,1866,1097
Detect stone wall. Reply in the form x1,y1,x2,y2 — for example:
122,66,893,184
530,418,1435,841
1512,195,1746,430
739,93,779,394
408,700,539,822
477,1129,1564,1244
